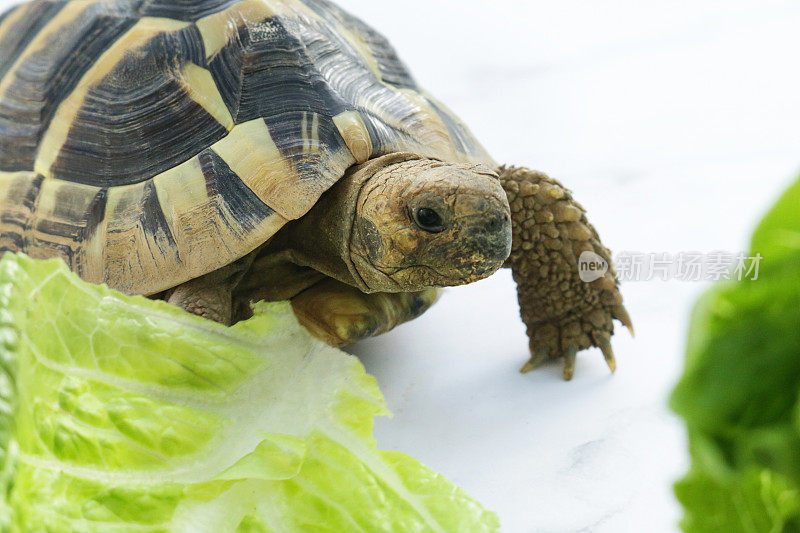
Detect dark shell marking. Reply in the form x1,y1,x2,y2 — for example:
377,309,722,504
0,0,492,295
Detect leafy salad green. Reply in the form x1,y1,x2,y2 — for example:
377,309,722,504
671,177,800,532
0,254,498,532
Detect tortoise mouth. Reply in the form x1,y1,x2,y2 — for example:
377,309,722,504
359,252,508,292
397,262,505,287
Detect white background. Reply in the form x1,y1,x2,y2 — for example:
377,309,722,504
334,1,800,532
3,1,798,531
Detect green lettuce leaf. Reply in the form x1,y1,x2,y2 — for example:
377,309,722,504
0,254,498,532
671,177,800,532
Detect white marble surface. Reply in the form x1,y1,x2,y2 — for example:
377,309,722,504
3,1,799,531
335,1,800,531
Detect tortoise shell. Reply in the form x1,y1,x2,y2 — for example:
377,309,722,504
0,0,493,295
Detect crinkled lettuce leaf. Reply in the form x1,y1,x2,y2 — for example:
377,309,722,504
0,254,498,532
671,176,800,532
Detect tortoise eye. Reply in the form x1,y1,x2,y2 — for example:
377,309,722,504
413,207,445,233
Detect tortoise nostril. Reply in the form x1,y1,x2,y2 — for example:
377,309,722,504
486,211,510,234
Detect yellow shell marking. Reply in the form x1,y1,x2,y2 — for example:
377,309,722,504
196,0,319,59
102,182,153,289
211,118,305,220
35,17,191,178
333,111,372,163
396,88,455,154
180,62,235,131
152,156,232,279
33,178,103,272
300,111,321,153
0,1,103,101
196,0,277,59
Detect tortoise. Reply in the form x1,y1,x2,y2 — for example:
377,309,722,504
0,0,631,379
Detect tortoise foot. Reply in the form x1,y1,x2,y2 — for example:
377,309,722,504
519,303,633,380
498,165,633,381
292,278,439,347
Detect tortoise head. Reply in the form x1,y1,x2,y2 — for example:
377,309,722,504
345,154,512,292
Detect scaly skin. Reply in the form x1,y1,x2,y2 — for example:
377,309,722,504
291,278,439,347
165,254,255,326
498,166,633,380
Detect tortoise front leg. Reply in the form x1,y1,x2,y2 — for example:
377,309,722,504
291,278,439,347
165,254,256,325
498,166,633,380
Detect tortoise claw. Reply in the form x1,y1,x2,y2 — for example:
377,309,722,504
614,304,635,337
523,342,617,380
521,349,548,374
598,337,616,373
562,346,578,381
